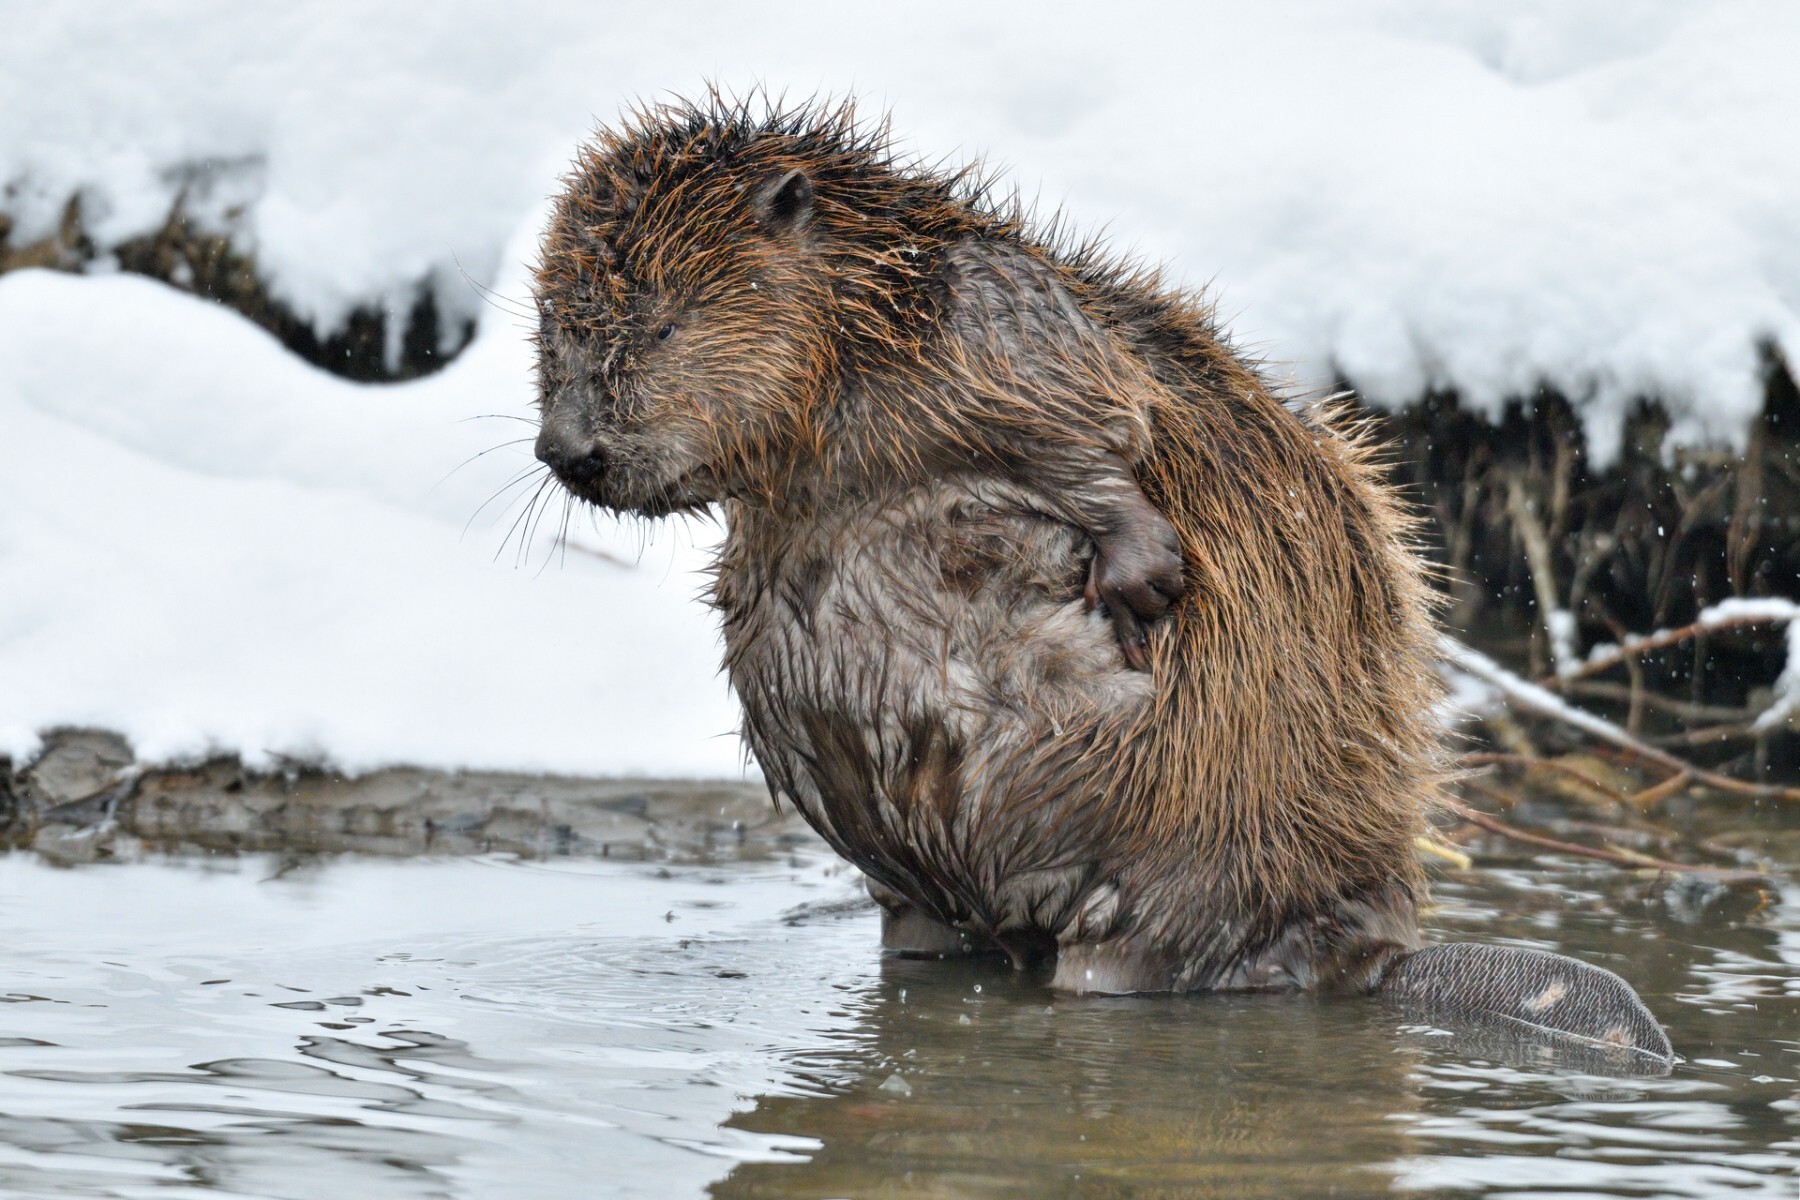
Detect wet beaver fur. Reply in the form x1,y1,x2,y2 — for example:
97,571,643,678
530,93,1672,1068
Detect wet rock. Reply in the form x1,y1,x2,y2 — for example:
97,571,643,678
23,729,134,806
1651,873,1753,924
0,729,813,865
27,822,135,867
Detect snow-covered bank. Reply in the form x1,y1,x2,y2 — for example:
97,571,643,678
5,1,1799,776
0,217,745,777
5,1,1799,461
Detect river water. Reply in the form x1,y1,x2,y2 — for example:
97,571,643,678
0,816,1795,1198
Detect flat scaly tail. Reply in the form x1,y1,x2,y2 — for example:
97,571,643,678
1376,942,1675,1074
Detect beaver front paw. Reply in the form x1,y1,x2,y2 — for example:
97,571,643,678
1084,512,1186,670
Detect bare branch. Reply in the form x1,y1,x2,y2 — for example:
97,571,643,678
1447,786,1771,884
1549,600,1799,686
1441,636,1800,802
1455,751,1630,804
1507,474,1577,676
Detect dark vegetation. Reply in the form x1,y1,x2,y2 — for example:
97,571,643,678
0,191,469,382
1382,348,1800,663
1372,349,1800,772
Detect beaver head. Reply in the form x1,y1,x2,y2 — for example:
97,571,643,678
531,98,985,517
531,109,866,517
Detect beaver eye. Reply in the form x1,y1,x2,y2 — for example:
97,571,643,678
656,322,676,341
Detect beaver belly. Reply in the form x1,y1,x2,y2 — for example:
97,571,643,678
724,484,1154,933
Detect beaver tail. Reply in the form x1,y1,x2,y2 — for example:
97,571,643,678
1376,942,1674,1072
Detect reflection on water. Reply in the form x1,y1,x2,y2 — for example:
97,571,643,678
0,850,1794,1199
715,873,1800,1200
717,963,1421,1200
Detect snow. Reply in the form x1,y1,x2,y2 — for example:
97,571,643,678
1545,609,1579,679
1583,597,1800,715
1436,662,1501,728
1692,598,1800,734
3,1,1796,458
1446,596,1800,741
0,216,746,777
3,2,1798,774
1438,636,1641,751
1698,597,1800,629
1753,621,1800,735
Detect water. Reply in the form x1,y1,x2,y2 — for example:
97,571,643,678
0,834,1795,1198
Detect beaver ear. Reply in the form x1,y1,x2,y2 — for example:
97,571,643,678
757,168,814,234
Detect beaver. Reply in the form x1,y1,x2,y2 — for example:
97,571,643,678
530,93,1672,1068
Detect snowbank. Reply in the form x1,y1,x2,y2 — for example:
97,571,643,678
5,1,1799,775
4,1,1796,460
0,217,746,777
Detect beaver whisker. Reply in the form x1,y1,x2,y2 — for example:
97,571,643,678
439,437,536,491
464,462,549,541
519,474,563,568
494,474,554,566
452,251,535,320
539,491,576,577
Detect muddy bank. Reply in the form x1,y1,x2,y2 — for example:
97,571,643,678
0,728,809,866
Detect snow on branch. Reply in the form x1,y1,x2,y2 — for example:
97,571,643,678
1754,616,1800,734
1563,597,1800,688
1438,635,1800,803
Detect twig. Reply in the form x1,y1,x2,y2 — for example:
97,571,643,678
1414,834,1472,870
1448,787,1769,884
1622,634,1648,734
1563,679,1752,725
1552,817,1686,854
1507,475,1576,677
1648,722,1762,749
1455,751,1630,804
1441,636,1800,802
1548,603,1798,686
1628,770,1693,808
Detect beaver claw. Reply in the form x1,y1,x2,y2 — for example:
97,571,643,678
1084,513,1186,670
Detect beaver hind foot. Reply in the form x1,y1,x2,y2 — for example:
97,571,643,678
1378,942,1675,1072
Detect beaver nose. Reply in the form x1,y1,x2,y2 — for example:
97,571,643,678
535,422,609,485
